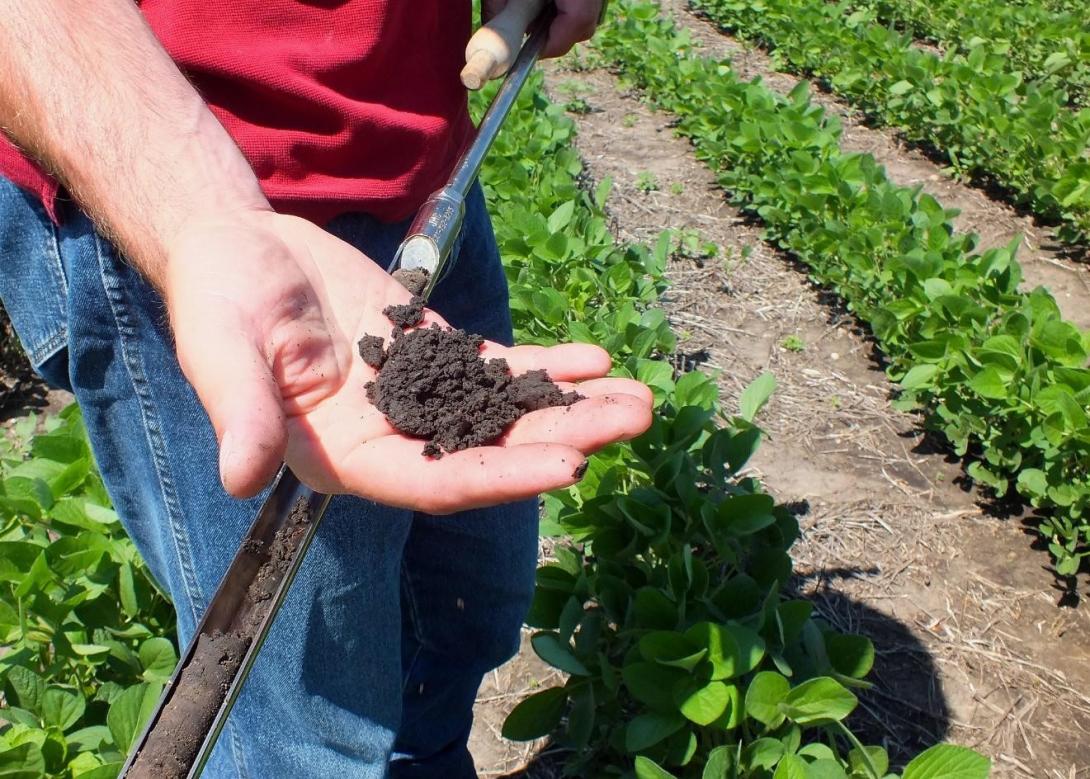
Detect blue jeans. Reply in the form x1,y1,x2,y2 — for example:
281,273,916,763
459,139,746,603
0,177,539,778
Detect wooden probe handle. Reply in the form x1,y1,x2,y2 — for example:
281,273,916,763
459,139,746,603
461,0,549,89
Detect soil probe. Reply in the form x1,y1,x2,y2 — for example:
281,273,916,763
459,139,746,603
119,6,555,777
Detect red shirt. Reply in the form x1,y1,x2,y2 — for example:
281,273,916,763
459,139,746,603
0,1,473,224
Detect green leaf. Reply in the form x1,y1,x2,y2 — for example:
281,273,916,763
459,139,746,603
638,631,704,670
675,680,731,726
968,368,1007,400
716,494,777,536
702,745,735,779
622,662,686,712
502,687,568,741
805,760,850,779
566,683,595,749
779,677,857,724
0,743,45,779
849,746,889,777
903,745,991,779
740,372,777,421
119,561,139,619
6,667,46,716
744,737,784,769
900,363,938,390
625,711,686,751
726,622,765,675
71,756,124,779
635,756,679,779
106,682,162,753
531,632,589,676
1017,468,1048,498
633,587,679,630
65,725,112,752
40,687,86,731
773,754,807,779
139,637,178,684
825,633,874,679
745,671,790,728
547,200,576,233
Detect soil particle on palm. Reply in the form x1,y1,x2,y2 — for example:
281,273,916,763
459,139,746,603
365,325,580,457
382,267,432,328
382,296,426,329
392,267,430,296
358,335,386,369
127,500,313,779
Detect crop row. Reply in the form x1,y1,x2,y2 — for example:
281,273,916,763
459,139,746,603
848,0,1090,107
687,0,1090,247
596,0,1090,578
481,70,988,776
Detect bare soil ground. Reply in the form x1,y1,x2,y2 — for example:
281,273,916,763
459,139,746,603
471,6,1090,776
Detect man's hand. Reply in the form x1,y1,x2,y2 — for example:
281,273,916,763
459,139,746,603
166,211,653,513
483,0,605,58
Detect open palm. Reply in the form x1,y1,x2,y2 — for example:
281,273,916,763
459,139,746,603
165,211,653,513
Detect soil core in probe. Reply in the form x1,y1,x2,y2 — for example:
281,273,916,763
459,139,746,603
127,499,313,779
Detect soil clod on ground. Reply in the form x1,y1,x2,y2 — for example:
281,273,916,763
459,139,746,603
127,500,313,779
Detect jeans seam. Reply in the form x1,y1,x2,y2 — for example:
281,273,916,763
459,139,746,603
24,196,69,367
92,234,205,629
228,717,252,779
27,330,67,367
399,565,427,694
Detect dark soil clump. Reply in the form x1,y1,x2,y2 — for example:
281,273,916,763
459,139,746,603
127,500,313,779
358,335,386,369
392,267,430,296
382,297,425,329
365,325,580,457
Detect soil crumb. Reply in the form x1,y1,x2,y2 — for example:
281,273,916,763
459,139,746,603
127,499,313,779
358,335,386,369
392,267,430,296
365,325,581,457
382,296,425,329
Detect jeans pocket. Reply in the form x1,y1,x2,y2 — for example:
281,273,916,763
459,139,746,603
0,178,69,372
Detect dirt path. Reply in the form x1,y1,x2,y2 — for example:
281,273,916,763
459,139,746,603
468,22,1090,777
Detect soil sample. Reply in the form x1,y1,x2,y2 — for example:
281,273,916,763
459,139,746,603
127,499,313,779
361,323,581,457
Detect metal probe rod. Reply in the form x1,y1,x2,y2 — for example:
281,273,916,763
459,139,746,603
390,8,555,299
450,11,552,196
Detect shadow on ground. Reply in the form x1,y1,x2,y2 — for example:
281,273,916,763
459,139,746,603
791,570,953,764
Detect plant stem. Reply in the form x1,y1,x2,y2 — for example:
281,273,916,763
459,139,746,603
834,721,881,779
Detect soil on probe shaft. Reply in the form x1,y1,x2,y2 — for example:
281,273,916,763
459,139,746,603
362,269,582,457
127,500,313,779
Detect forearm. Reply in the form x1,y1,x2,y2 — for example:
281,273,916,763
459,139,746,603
0,0,269,289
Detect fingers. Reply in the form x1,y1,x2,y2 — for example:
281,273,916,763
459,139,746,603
173,311,287,499
480,342,613,381
341,439,590,514
503,392,653,451
542,0,603,58
556,377,654,406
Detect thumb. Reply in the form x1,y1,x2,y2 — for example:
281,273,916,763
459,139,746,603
174,310,287,499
